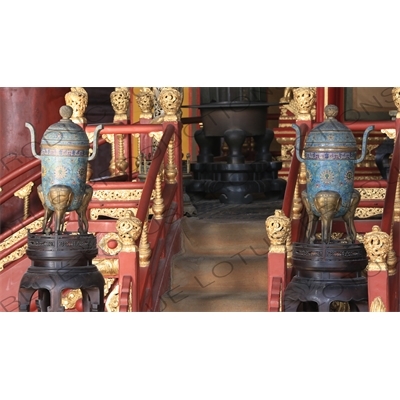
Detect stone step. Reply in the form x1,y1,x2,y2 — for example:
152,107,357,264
170,253,267,293
160,291,267,312
161,215,271,312
180,217,269,256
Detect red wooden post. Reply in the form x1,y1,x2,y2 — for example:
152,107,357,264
266,210,291,312
367,269,390,311
267,253,286,312
364,226,391,311
118,251,139,311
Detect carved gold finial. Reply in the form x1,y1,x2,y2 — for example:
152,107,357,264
370,296,386,312
134,134,141,173
111,87,130,122
65,87,88,124
392,87,400,119
14,182,34,220
292,178,303,220
266,210,291,253
136,87,154,119
364,225,390,272
279,87,317,120
116,210,143,252
115,133,129,176
139,215,151,268
165,135,177,184
102,133,117,176
292,87,316,120
158,87,183,122
152,170,165,220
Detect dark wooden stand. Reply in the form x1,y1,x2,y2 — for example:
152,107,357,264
18,233,104,312
284,242,369,312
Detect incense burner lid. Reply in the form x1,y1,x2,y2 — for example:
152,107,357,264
305,105,357,152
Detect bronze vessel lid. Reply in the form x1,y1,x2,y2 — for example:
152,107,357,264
305,104,357,150
42,105,88,146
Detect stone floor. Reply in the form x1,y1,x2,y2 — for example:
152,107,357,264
184,193,283,221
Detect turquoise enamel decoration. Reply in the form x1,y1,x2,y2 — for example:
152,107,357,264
293,104,373,219
25,106,103,234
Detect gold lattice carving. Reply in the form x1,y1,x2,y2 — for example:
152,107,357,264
370,296,386,312
265,210,291,253
65,87,88,124
158,87,183,122
92,189,148,201
354,208,383,219
136,87,154,119
0,218,44,252
93,258,119,275
356,188,386,200
104,278,115,297
116,210,142,252
365,144,379,161
0,244,28,271
364,225,390,272
279,87,315,120
354,176,384,181
111,87,130,122
289,87,317,120
106,284,119,312
392,87,400,119
90,207,138,220
279,144,294,161
356,233,365,243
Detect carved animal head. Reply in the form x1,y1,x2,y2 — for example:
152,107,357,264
47,185,74,211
